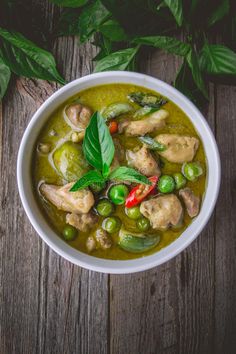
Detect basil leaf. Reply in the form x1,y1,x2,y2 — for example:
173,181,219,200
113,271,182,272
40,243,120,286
99,19,128,42
200,44,236,75
0,55,11,99
133,36,190,56
70,170,105,191
57,9,81,36
109,167,151,185
164,0,183,26
83,111,115,176
186,49,208,98
207,0,229,27
92,35,112,61
0,28,65,84
138,136,166,151
94,46,139,72
50,0,88,7
174,60,207,106
79,0,110,43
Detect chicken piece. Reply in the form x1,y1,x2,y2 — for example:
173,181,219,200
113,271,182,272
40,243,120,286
126,146,161,177
140,194,183,230
64,103,92,131
66,211,98,232
179,188,200,218
118,109,168,136
40,182,94,214
155,134,199,163
110,139,125,171
86,236,96,252
95,229,112,249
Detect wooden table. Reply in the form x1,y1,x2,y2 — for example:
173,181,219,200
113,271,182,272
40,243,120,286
1,2,236,354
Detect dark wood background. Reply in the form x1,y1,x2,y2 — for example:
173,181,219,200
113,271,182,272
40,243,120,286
1,1,236,353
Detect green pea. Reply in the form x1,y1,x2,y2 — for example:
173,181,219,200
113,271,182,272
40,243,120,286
102,217,121,234
96,199,114,217
136,217,150,232
62,225,78,241
109,184,129,205
182,162,203,181
125,206,142,220
158,175,175,193
173,173,187,190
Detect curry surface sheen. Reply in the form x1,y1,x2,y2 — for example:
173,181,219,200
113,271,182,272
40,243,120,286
33,84,206,260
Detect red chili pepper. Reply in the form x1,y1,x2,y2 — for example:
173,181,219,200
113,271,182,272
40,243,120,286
125,176,158,208
108,121,118,134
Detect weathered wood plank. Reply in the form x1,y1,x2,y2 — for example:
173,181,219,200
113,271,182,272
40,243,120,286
0,2,109,354
109,51,216,354
214,85,236,354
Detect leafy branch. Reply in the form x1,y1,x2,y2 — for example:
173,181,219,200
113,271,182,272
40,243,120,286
0,0,236,106
53,0,236,106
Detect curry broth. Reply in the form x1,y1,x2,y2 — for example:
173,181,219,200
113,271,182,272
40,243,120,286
33,83,206,260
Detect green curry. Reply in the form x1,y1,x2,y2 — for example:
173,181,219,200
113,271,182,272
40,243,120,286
33,84,206,260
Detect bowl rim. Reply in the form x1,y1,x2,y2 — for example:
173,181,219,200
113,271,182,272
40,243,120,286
17,71,221,274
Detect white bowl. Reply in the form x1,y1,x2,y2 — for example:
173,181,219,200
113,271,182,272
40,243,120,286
17,71,221,274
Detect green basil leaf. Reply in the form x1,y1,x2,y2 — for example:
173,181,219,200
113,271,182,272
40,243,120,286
0,28,65,84
70,170,105,191
186,49,208,98
207,0,229,27
0,55,11,99
50,0,88,7
79,0,110,43
164,0,183,26
174,60,207,107
200,44,236,75
109,166,151,185
133,36,190,56
99,18,128,42
92,35,112,61
57,8,81,36
83,111,115,176
94,46,139,72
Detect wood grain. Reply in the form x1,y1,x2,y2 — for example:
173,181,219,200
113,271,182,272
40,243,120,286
1,1,236,354
214,85,236,354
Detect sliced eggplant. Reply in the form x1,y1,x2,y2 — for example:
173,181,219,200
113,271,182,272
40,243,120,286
102,102,133,120
118,228,160,253
133,106,158,119
138,136,166,151
128,92,167,108
53,141,89,181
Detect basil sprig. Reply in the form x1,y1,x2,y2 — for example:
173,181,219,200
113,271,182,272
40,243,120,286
70,112,151,191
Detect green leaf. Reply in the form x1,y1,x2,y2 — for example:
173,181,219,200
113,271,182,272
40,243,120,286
57,8,81,36
92,35,112,61
83,111,115,176
200,44,236,75
133,36,190,56
70,170,105,191
50,0,88,7
94,47,139,72
186,49,208,98
79,0,110,43
0,55,11,99
0,28,65,84
99,18,128,42
164,0,183,26
207,0,229,27
109,167,151,185
174,60,207,107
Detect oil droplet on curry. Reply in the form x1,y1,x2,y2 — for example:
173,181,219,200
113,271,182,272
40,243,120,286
33,84,206,260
